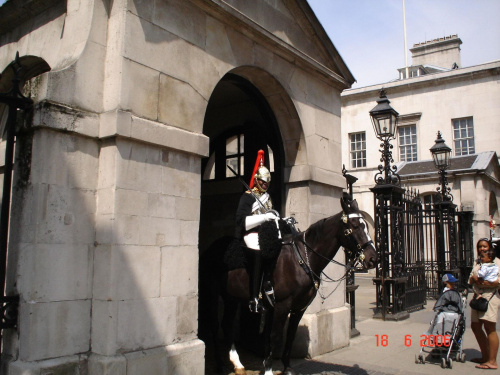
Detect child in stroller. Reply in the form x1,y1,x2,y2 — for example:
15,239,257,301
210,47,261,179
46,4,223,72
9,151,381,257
416,274,467,368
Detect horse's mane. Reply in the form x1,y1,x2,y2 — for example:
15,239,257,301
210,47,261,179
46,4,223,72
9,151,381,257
305,211,343,244
306,218,327,243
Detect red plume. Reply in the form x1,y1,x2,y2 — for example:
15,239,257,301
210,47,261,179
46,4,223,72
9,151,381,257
249,150,265,188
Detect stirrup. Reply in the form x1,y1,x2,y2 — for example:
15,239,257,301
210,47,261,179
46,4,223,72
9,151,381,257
249,298,263,313
263,281,275,307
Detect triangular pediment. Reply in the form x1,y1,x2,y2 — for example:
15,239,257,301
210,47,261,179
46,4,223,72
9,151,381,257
221,0,354,86
484,152,500,181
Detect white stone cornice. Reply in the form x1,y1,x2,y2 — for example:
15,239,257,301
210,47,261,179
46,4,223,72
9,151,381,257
100,110,209,157
342,61,500,100
285,164,345,188
32,103,209,157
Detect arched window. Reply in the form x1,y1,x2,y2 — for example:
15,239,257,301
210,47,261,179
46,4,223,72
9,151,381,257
422,193,440,209
203,130,274,182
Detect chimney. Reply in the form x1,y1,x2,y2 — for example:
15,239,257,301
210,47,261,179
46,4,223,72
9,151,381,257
410,35,462,69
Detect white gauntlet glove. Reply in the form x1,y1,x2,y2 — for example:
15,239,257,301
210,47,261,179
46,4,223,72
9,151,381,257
245,212,277,231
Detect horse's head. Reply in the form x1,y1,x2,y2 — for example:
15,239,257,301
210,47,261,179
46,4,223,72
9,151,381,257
340,196,378,269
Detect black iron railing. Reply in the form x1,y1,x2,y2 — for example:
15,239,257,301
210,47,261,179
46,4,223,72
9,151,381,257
0,53,33,363
372,185,474,319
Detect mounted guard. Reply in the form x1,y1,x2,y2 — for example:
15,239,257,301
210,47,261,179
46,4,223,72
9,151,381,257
234,150,281,313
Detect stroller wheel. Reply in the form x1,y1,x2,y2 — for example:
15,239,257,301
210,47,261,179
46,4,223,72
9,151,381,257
460,353,466,363
415,354,419,364
441,358,447,368
448,358,453,369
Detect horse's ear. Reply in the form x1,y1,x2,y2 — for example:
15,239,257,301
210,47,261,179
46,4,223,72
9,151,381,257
351,199,359,209
341,193,352,210
342,192,352,202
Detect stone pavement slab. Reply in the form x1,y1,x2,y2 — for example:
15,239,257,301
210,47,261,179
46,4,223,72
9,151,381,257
206,274,499,375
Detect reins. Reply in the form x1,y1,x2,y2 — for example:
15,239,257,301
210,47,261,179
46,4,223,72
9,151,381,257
292,212,371,301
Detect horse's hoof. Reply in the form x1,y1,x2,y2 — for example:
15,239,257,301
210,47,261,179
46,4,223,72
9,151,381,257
283,367,297,375
234,367,247,375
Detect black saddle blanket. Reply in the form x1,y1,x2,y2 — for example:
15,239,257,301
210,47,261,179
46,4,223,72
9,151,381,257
224,219,292,270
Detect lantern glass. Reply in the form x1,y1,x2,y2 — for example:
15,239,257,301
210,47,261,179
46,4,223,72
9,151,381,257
369,90,399,140
430,131,452,170
432,150,449,170
371,113,398,139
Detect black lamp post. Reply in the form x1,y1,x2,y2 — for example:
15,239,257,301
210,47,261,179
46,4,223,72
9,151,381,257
429,131,458,295
369,90,408,321
429,131,453,202
370,89,400,186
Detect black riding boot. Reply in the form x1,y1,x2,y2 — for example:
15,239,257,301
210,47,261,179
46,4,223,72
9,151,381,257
263,262,276,307
248,249,264,313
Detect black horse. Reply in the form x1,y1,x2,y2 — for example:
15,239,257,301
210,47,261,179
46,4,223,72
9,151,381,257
200,196,378,375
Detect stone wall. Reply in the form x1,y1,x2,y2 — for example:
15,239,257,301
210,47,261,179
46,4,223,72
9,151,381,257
0,0,354,373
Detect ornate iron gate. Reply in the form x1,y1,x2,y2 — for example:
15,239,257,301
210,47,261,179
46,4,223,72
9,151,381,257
372,186,474,319
402,189,426,312
372,184,409,320
456,211,474,288
423,205,474,298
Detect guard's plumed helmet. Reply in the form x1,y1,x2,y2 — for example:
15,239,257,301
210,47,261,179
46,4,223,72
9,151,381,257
255,165,271,183
249,150,271,193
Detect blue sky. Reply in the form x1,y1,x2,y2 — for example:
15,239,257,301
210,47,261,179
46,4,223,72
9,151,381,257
1,0,498,88
308,0,500,88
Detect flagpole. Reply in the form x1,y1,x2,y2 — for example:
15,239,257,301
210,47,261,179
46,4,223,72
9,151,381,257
403,0,409,79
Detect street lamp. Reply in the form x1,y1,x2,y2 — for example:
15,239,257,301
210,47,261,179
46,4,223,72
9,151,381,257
370,89,400,185
369,90,408,321
370,89,399,140
430,131,453,201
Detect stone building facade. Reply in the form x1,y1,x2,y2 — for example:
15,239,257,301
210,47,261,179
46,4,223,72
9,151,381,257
341,35,500,243
0,1,355,374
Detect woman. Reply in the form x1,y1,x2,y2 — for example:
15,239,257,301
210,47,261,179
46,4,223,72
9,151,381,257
469,238,500,370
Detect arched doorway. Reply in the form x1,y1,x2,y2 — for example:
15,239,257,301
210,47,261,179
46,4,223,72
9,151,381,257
198,71,289,362
199,73,285,255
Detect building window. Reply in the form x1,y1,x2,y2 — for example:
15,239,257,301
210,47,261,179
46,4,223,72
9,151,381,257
423,193,440,209
398,125,417,162
203,132,275,181
350,132,366,168
453,117,475,155
225,134,244,178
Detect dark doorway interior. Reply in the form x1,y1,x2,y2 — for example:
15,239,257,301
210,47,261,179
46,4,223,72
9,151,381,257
199,73,284,255
198,73,284,362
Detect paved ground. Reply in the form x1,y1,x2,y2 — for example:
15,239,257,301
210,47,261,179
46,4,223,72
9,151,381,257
206,274,499,375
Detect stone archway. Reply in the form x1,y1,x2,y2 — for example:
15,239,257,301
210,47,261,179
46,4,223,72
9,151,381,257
198,67,303,360
199,67,303,255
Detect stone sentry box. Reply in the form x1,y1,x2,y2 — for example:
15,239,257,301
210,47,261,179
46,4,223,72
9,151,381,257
0,0,355,374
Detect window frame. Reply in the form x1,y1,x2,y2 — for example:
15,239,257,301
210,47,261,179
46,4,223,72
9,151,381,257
349,132,366,169
452,117,475,156
398,124,418,162
202,129,275,182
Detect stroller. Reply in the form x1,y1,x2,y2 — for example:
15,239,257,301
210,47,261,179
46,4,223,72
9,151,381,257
415,287,468,368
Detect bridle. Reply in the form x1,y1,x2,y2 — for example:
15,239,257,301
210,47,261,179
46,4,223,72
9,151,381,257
295,211,374,287
340,212,374,268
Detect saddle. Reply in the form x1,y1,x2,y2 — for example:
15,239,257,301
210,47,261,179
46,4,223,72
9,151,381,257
224,218,296,271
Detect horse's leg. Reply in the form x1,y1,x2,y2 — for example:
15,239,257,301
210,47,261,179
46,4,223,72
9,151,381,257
281,310,306,375
221,300,246,375
263,302,291,375
229,343,246,375
262,308,275,375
